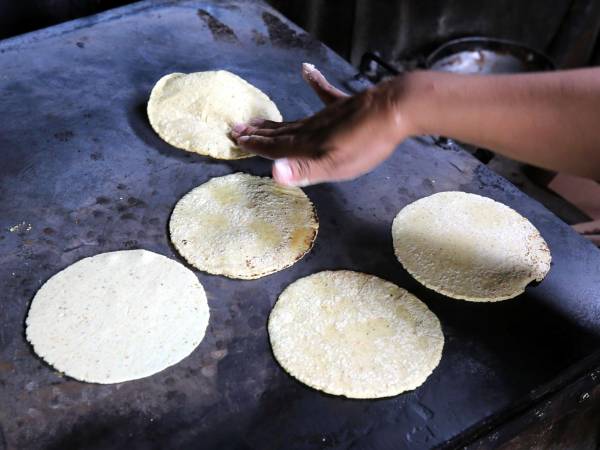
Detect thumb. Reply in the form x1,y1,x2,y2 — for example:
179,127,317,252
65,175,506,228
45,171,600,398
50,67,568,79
273,157,333,187
302,62,348,105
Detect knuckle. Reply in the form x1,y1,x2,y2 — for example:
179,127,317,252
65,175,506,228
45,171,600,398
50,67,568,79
293,158,312,178
319,152,339,176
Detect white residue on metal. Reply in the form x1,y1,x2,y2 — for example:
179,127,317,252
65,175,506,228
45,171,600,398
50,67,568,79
8,221,32,233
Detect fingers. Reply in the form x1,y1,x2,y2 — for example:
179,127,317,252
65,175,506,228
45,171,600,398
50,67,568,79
585,234,600,246
246,123,303,138
230,120,302,139
248,118,282,129
236,134,309,159
572,219,600,235
236,135,282,159
302,62,348,105
230,121,277,139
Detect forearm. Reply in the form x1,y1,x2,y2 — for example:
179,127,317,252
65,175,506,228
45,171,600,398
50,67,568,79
400,69,600,179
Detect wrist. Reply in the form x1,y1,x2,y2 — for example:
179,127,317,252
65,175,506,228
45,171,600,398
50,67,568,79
388,70,439,138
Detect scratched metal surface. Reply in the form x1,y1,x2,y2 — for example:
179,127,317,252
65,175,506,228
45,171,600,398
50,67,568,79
0,1,599,449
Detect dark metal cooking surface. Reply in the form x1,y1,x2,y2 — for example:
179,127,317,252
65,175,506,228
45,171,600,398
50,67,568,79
0,1,599,449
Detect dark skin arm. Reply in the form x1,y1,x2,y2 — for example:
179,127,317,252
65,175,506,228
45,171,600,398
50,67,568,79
231,63,600,186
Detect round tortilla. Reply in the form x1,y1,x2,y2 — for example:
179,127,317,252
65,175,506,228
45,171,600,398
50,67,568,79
268,271,444,398
170,173,318,279
147,70,282,159
26,250,210,384
392,191,551,302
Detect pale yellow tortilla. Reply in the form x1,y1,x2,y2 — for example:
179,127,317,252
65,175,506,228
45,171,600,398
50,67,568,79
392,191,551,302
169,173,318,279
26,250,210,384
147,70,282,159
268,271,444,398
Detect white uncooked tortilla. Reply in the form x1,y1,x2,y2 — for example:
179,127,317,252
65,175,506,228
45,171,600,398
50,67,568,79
147,70,282,159
170,173,318,279
268,271,444,398
26,250,210,383
392,191,552,302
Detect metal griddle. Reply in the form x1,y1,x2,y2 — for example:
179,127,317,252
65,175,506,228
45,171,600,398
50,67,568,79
0,1,599,449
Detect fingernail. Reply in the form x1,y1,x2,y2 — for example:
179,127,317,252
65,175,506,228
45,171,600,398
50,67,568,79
302,62,317,81
238,135,250,142
232,123,247,133
274,159,294,184
302,62,316,73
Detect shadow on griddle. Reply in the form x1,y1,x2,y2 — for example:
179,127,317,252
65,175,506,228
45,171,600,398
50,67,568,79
302,181,422,288
44,412,150,450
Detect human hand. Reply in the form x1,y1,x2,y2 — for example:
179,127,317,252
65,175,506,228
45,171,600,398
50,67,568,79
231,63,415,186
